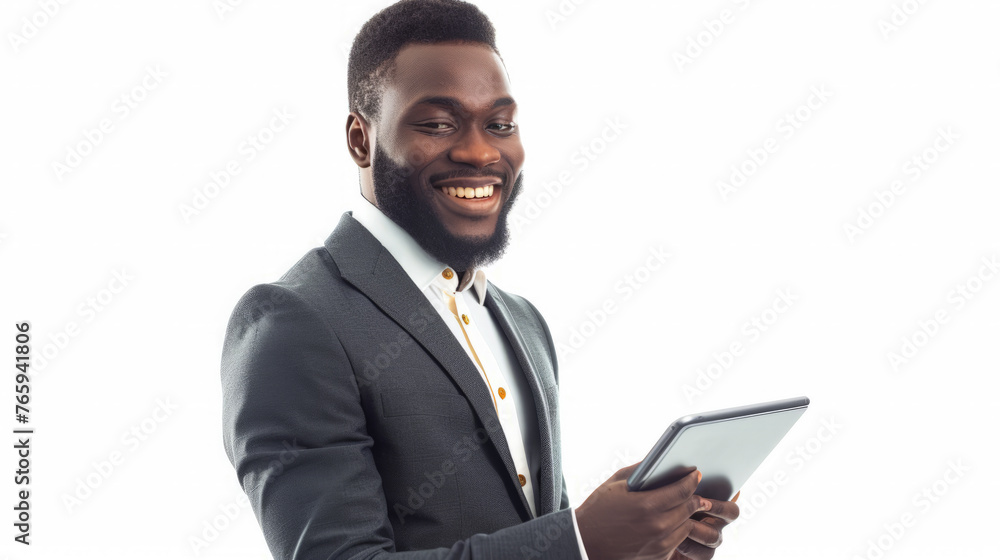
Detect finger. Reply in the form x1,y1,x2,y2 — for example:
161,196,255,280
654,493,712,547
658,519,697,556
685,518,723,548
649,469,702,511
695,496,740,523
670,548,695,560
674,537,713,560
691,512,719,525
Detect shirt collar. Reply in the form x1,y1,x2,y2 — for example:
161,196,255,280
350,193,489,306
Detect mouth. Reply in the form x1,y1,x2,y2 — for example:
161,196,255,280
432,176,501,199
436,183,497,199
431,177,502,216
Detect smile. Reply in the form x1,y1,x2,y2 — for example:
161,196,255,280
432,181,502,217
437,184,496,199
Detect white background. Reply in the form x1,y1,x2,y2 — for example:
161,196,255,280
2,0,998,558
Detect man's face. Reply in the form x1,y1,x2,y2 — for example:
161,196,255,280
367,41,525,272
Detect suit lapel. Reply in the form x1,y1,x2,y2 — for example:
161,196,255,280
325,211,551,520
484,284,558,517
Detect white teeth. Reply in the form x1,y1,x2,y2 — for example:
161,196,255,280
441,185,495,199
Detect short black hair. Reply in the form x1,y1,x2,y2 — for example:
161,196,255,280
347,0,501,124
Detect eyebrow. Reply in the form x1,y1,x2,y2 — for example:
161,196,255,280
414,95,516,111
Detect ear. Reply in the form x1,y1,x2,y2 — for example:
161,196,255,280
346,111,372,168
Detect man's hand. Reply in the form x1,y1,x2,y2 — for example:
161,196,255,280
575,463,712,560
669,491,741,560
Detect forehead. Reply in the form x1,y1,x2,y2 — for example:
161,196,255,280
383,41,513,113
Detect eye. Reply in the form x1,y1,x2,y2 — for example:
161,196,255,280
418,122,453,133
489,122,517,134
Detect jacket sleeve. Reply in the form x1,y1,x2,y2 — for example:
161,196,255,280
221,284,583,560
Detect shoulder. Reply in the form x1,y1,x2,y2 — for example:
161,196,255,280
225,244,345,327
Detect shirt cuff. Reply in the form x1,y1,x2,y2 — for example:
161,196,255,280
570,506,591,560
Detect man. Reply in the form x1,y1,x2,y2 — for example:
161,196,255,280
220,1,739,558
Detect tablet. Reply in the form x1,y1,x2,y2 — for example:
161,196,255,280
626,396,810,500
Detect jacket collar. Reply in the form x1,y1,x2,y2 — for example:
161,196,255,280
349,194,488,305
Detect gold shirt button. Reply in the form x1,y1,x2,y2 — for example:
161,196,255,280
498,387,506,399
518,474,526,486
461,314,469,324
442,268,454,279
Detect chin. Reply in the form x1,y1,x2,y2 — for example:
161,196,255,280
440,220,499,241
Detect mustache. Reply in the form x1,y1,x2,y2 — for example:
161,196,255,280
428,168,508,186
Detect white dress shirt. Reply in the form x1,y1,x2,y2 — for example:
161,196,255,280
350,194,589,559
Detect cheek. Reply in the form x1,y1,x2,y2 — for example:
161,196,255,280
379,128,438,174
504,139,525,171
399,137,443,174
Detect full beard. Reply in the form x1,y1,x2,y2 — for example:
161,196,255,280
370,142,524,272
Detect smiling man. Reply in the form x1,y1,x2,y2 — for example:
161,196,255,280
221,1,737,559
357,42,524,274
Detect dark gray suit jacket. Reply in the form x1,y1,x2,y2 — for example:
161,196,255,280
221,211,583,559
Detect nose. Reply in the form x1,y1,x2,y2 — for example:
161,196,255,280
448,126,501,168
